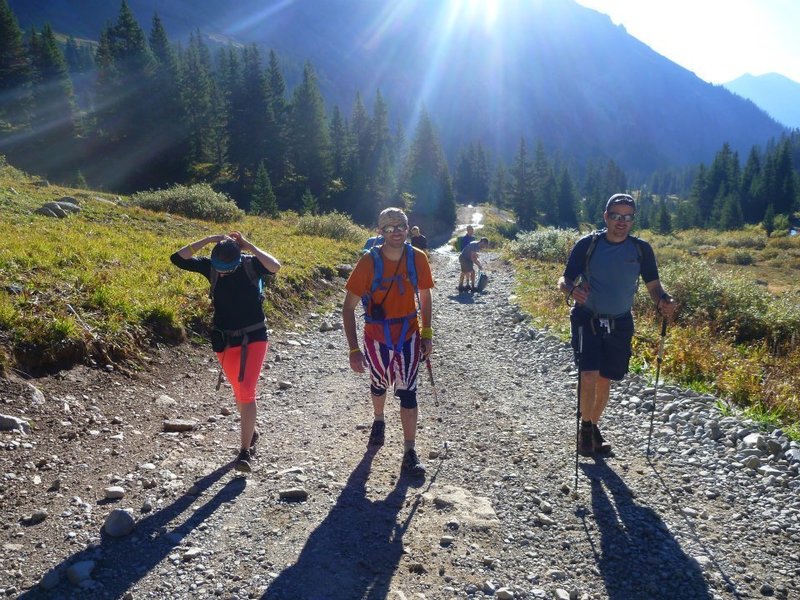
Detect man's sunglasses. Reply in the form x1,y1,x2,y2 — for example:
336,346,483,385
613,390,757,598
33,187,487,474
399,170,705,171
607,212,635,223
381,225,408,234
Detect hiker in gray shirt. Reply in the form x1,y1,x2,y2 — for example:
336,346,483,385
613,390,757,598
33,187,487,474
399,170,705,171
558,194,676,457
458,237,488,293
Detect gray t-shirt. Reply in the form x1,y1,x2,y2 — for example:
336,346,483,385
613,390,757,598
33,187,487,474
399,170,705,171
563,232,658,317
460,240,482,260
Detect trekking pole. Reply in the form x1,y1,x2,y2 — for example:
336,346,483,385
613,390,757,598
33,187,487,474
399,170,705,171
646,318,668,456
425,357,448,454
574,325,583,491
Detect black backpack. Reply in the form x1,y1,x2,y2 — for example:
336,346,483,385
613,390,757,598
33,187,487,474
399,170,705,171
208,255,266,301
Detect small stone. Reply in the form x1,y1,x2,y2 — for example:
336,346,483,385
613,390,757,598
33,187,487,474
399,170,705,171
66,560,95,584
162,419,198,432
104,486,125,500
104,508,136,537
278,488,308,502
278,381,294,390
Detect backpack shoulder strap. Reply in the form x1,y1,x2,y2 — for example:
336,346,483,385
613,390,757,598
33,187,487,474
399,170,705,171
404,242,418,291
583,230,605,273
208,267,219,299
627,234,645,262
368,246,384,295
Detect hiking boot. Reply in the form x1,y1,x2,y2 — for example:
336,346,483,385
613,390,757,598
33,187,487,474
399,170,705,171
234,448,252,473
367,420,385,447
249,428,260,456
457,284,465,293
401,448,426,476
593,424,612,454
578,423,594,457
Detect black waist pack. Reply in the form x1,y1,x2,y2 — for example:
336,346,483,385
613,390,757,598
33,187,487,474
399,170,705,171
210,328,227,353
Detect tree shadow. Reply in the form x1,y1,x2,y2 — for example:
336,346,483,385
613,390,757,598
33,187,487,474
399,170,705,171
577,460,714,600
262,448,426,600
19,462,245,599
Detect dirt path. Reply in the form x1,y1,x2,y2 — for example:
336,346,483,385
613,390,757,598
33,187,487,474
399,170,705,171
1,214,799,599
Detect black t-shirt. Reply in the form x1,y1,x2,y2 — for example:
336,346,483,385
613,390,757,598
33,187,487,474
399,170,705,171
170,252,274,341
410,234,428,250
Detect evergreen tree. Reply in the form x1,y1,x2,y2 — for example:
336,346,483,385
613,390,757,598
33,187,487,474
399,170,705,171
287,62,331,205
263,49,287,184
26,24,77,179
655,199,672,234
718,194,744,230
348,91,371,221
367,89,396,212
92,0,157,189
762,204,775,236
740,146,762,223
181,32,215,165
532,141,556,226
63,36,94,112
400,109,455,231
688,164,711,227
673,200,699,231
250,161,278,216
510,137,535,230
0,0,31,128
147,14,188,184
490,162,509,208
555,168,578,228
301,187,318,214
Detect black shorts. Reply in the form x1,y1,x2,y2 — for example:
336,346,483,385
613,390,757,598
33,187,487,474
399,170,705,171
570,307,634,381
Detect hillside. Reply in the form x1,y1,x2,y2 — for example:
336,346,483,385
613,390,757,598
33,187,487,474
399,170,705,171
9,0,787,176
724,73,800,130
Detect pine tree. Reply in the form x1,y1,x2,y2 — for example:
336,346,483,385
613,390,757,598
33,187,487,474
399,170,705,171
301,187,318,215
740,146,762,223
718,194,744,230
287,62,331,204
762,204,775,237
181,32,215,165
251,161,278,217
147,14,188,184
555,168,578,228
656,199,672,234
510,137,535,230
25,24,77,179
532,141,556,225
401,110,455,219
490,163,509,208
0,0,31,128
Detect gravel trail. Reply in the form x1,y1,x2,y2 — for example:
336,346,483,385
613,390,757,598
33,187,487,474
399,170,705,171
1,223,799,600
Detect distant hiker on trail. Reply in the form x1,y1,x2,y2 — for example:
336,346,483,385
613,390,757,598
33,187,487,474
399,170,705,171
458,237,489,293
409,226,428,252
171,232,281,473
458,225,475,251
558,193,676,457
342,207,434,477
363,233,384,253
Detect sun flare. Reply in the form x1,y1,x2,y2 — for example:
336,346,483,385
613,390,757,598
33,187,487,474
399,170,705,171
447,0,501,32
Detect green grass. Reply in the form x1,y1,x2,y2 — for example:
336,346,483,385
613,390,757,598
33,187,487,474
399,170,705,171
506,225,800,440
0,160,367,373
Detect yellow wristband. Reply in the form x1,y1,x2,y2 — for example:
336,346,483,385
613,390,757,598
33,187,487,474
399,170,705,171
420,327,433,340
349,348,361,354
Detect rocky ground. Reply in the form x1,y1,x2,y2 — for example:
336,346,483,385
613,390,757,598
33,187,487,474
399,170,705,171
2,220,800,600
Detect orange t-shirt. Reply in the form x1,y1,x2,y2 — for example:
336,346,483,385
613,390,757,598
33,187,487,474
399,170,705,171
346,246,434,345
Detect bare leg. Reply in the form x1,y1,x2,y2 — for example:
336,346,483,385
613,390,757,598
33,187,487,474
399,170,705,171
400,406,418,444
238,401,257,450
372,393,386,419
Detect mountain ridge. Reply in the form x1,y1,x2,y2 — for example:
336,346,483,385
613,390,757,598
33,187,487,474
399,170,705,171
724,72,800,130
9,0,788,177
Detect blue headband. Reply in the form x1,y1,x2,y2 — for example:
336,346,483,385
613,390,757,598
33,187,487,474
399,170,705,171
211,256,241,272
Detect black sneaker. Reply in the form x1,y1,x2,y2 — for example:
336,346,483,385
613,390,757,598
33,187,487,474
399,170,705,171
234,448,252,473
457,284,466,293
249,428,260,456
593,424,612,454
401,448,426,476
578,423,594,457
368,420,385,447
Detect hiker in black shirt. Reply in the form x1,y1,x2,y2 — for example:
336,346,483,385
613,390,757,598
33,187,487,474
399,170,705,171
171,231,280,473
410,226,428,252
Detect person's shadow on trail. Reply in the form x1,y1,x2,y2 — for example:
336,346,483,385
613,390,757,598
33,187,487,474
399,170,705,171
577,461,713,600
262,448,424,600
19,462,245,599
447,292,477,305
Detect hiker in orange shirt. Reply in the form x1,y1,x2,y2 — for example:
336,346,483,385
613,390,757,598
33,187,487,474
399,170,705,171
342,207,434,477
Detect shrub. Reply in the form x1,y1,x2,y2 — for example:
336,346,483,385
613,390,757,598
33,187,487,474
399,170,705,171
295,211,367,243
131,184,244,222
508,227,578,263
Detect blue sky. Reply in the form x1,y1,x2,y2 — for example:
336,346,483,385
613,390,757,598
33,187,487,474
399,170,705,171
575,0,800,84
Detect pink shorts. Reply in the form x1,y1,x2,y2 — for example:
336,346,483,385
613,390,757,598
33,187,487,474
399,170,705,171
216,341,268,404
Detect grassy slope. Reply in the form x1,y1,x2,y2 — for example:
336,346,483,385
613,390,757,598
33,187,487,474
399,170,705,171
0,161,362,373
